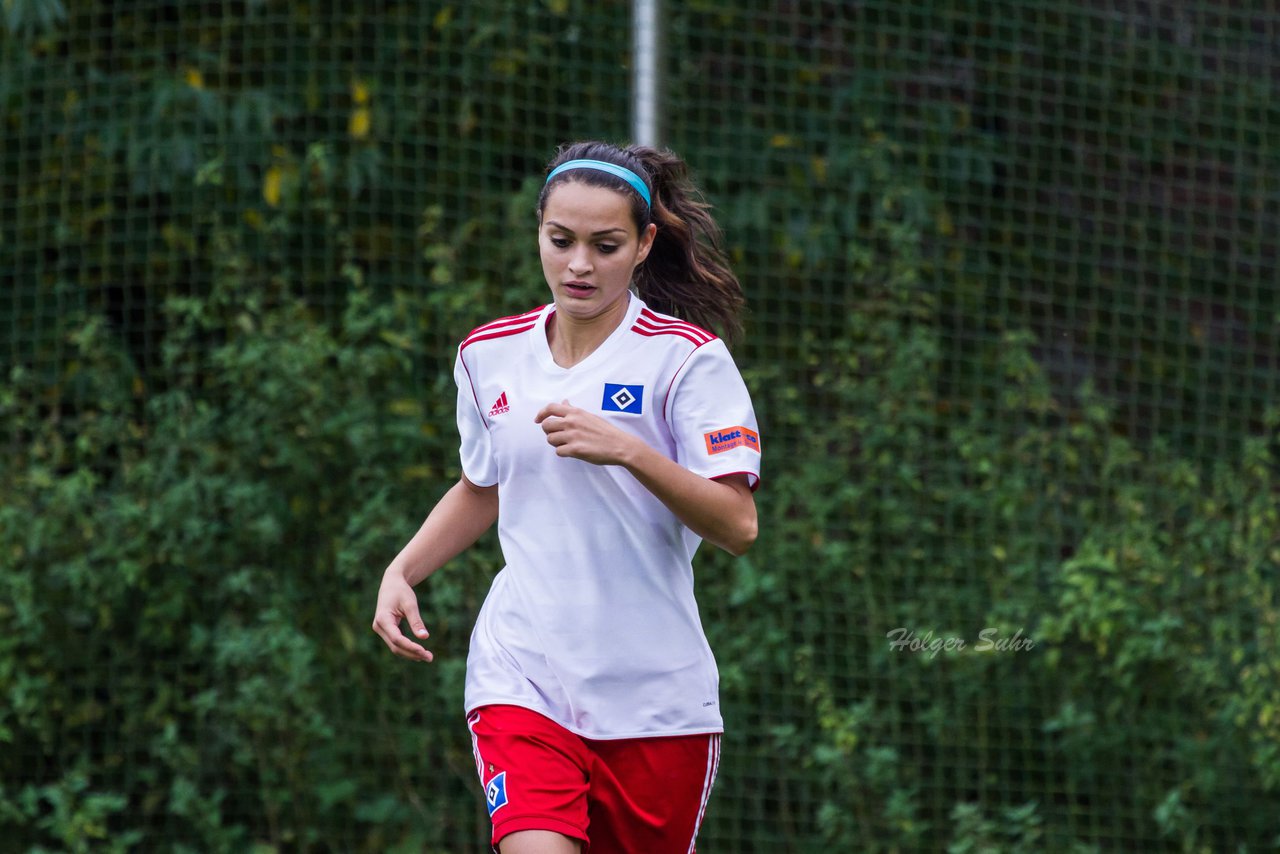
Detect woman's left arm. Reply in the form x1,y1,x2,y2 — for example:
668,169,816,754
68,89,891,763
535,401,758,555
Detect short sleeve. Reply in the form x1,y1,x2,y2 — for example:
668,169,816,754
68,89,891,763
668,340,762,490
454,349,498,487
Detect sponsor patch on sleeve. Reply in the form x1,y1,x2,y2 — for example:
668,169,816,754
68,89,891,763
703,426,761,455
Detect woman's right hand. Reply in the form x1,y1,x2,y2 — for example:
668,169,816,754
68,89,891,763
371,569,434,662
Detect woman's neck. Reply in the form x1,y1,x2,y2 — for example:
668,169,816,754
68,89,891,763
546,294,630,368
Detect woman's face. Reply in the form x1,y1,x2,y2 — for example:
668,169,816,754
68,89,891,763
538,180,656,324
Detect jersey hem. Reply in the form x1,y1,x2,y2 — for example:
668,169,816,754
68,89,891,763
710,469,762,492
460,470,498,489
465,698,725,742
492,814,588,846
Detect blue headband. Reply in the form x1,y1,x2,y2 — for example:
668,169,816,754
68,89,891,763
545,159,652,208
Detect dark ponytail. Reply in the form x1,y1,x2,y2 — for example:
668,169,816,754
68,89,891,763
538,141,745,346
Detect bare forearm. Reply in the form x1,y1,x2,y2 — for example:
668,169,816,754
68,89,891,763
621,440,757,556
534,401,757,554
387,476,499,586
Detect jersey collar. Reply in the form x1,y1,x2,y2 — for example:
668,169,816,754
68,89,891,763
534,291,644,375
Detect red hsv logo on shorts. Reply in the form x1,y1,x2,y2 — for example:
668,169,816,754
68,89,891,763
703,426,761,455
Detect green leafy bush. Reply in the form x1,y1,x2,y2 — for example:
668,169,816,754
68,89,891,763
1,274,491,850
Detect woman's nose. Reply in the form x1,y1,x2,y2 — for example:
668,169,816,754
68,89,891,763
568,247,592,275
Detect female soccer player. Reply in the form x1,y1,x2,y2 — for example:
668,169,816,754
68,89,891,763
372,140,761,854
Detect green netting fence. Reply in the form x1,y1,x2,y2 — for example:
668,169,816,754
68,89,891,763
3,1,1279,851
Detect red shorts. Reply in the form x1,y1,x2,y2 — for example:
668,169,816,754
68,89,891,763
466,705,721,853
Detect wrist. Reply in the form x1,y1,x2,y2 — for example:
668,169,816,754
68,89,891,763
617,432,655,472
384,561,415,586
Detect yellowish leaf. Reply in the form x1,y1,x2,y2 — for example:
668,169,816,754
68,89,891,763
811,156,827,183
335,619,356,652
262,165,282,207
349,107,371,139
387,399,423,417
379,330,413,350
938,208,954,236
184,67,204,89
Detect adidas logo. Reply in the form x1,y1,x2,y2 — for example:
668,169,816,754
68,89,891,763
488,392,510,417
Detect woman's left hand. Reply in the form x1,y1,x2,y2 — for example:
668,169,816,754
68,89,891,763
534,400,640,467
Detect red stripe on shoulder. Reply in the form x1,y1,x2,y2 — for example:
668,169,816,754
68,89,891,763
633,325,706,347
461,322,537,351
635,313,715,343
467,305,546,336
637,308,715,337
461,306,546,350
632,309,716,345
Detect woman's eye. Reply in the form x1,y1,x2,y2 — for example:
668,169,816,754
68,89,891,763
597,243,618,254
550,237,571,248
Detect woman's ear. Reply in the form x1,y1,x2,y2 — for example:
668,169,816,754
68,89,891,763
634,222,658,267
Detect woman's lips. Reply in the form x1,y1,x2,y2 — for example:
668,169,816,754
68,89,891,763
564,282,595,296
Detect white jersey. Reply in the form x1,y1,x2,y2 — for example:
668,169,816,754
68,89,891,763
454,293,762,739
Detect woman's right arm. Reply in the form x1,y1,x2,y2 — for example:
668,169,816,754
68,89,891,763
371,475,499,662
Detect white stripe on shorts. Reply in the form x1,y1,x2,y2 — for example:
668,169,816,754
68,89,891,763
466,712,485,782
687,733,721,854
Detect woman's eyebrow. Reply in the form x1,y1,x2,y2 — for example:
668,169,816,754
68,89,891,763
545,220,628,237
